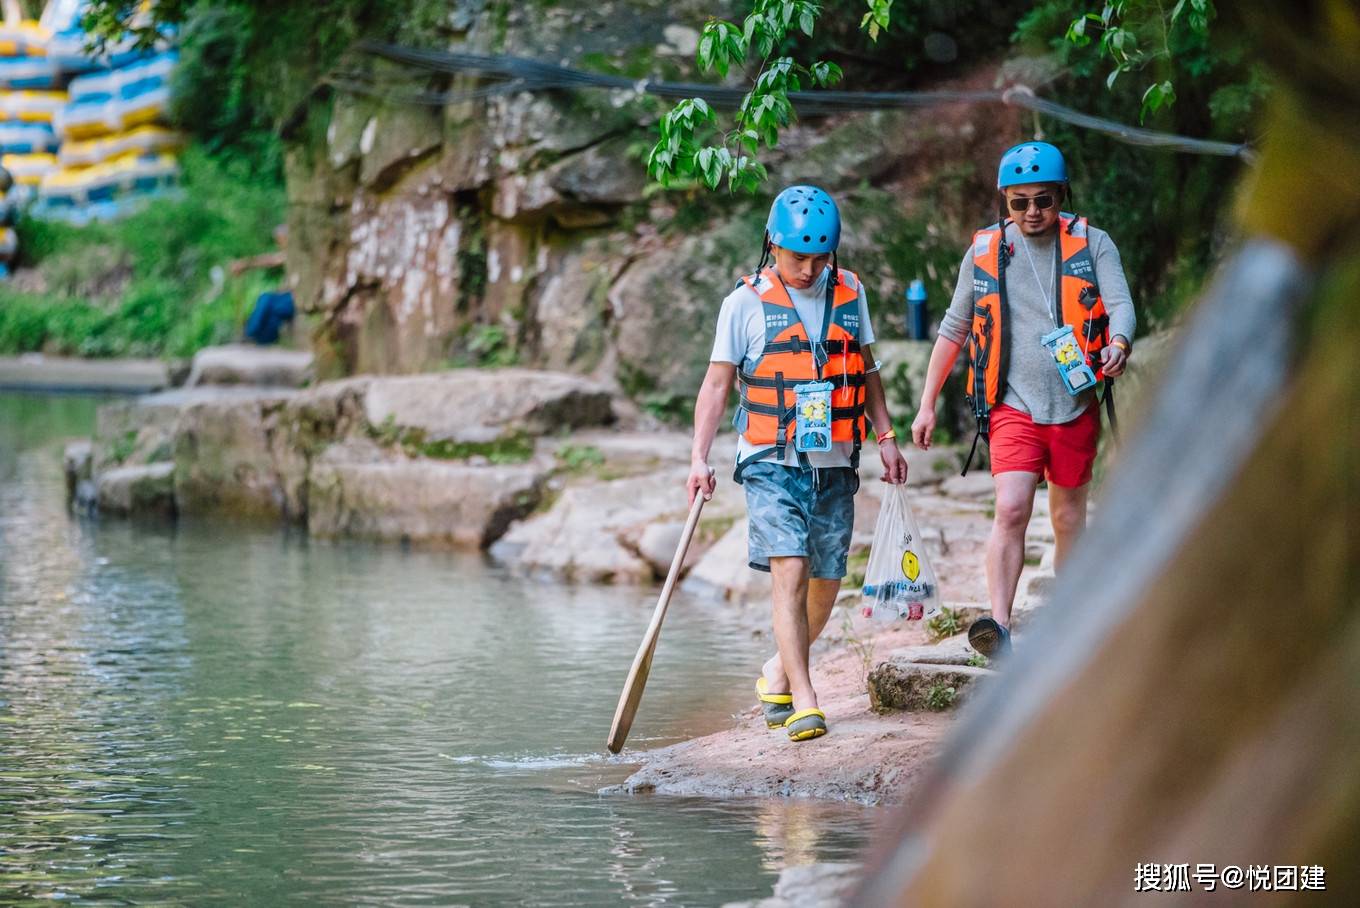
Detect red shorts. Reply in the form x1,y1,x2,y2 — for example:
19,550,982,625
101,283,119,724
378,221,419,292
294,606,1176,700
988,403,1101,488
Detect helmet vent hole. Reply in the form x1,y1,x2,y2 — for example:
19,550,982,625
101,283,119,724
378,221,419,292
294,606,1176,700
1014,166,1022,173
802,207,808,214
803,235,811,242
1031,164,1039,171
819,235,827,243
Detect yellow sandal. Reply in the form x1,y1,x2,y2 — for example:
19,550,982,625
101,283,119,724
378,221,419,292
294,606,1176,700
756,676,795,728
783,707,828,741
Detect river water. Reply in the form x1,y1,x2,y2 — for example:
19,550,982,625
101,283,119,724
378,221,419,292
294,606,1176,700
0,393,876,906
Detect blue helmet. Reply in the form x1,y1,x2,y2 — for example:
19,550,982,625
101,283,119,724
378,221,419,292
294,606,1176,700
766,185,840,253
997,142,1067,189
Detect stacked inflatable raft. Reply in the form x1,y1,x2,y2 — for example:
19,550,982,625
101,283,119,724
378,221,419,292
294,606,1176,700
0,0,181,236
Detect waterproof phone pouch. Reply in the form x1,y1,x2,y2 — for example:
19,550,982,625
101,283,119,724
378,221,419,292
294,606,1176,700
793,380,834,453
1041,325,1098,396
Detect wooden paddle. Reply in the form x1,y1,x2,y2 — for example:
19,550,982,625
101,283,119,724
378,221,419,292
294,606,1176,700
606,486,709,754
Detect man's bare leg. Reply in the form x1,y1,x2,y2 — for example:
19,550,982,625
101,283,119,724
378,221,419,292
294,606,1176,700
985,471,1040,628
1048,481,1090,570
766,556,820,712
762,576,841,694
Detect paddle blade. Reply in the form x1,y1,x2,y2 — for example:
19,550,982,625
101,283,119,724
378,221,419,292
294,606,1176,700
605,643,656,754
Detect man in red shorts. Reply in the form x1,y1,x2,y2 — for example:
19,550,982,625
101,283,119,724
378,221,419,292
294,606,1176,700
910,142,1134,656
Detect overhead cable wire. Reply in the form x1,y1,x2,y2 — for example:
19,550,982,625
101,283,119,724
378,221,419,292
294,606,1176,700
351,40,1252,160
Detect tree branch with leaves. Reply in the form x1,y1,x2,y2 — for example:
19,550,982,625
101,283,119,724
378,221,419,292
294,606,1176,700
1065,0,1215,122
648,1,893,193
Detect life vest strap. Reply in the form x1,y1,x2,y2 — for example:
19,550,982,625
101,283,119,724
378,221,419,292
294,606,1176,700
960,413,989,476
1103,379,1119,443
774,372,787,464
737,400,864,427
760,338,861,357
739,370,865,390
733,447,778,484
740,399,799,419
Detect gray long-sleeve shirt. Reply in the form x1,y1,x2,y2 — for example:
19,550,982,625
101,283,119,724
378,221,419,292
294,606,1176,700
937,220,1136,425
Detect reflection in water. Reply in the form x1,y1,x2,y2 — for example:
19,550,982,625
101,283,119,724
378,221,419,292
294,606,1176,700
0,393,875,905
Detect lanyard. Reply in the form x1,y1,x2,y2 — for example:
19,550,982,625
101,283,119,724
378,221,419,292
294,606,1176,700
773,267,835,377
1018,232,1060,329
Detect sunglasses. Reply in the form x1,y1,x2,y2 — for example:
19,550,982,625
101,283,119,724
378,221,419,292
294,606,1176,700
1008,194,1056,213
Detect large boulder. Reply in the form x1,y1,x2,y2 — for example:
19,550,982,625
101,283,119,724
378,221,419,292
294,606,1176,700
92,389,196,474
268,377,374,520
170,389,296,519
489,471,709,583
361,369,614,443
184,344,314,388
611,216,754,403
95,463,176,518
867,658,993,712
520,235,628,373
306,442,546,548
681,517,773,604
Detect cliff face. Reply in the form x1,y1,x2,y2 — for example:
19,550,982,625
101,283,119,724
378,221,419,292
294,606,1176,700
283,0,1018,403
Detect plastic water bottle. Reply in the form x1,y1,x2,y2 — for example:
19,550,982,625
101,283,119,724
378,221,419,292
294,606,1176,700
906,279,928,340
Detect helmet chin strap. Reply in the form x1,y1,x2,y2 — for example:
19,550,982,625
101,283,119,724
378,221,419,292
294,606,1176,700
756,234,838,285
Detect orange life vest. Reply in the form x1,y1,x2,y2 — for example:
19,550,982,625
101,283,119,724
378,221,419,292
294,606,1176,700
734,266,867,480
966,213,1110,432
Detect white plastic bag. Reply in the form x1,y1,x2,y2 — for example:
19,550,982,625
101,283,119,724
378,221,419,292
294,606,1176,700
860,484,941,621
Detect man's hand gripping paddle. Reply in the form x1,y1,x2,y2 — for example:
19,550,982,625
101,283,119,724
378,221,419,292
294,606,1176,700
606,484,709,754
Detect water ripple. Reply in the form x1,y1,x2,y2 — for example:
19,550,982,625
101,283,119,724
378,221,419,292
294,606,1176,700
1,393,875,905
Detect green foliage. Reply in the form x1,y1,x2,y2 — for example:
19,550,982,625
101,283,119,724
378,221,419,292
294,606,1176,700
367,415,534,463
1014,0,1263,326
861,0,894,41
85,1,447,119
0,146,284,358
926,606,965,641
839,603,877,691
108,430,138,466
966,652,989,667
617,360,696,425
649,0,848,192
555,444,605,474
924,680,957,711
843,544,871,589
465,324,517,367
169,4,283,175
696,512,738,544
417,435,533,463
640,392,694,425
651,1,1032,192
1063,0,1214,122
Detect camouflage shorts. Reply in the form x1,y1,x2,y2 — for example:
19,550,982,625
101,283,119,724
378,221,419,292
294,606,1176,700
741,462,858,579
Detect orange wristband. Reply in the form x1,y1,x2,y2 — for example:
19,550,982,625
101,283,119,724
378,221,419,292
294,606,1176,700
876,429,897,444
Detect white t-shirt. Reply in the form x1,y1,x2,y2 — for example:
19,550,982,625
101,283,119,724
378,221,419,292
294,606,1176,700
710,266,877,469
